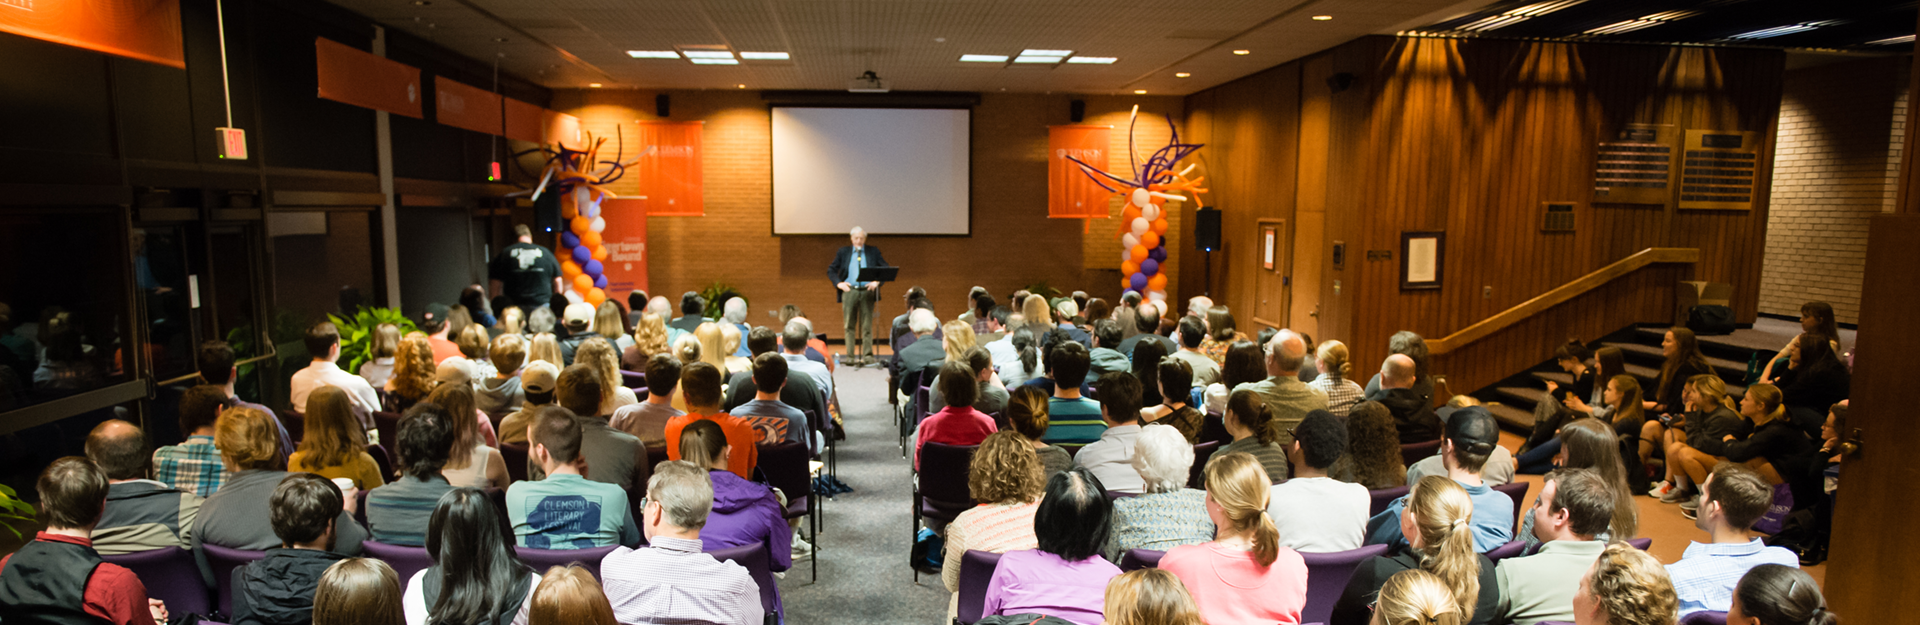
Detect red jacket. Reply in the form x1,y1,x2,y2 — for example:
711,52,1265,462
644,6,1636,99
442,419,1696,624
0,533,155,625
915,406,997,470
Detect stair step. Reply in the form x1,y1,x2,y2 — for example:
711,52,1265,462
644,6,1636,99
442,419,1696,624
1494,385,1551,408
1602,342,1749,381
1486,402,1535,431
1634,326,1782,362
1532,371,1574,385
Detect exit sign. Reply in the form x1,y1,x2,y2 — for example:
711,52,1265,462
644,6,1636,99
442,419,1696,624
217,127,248,159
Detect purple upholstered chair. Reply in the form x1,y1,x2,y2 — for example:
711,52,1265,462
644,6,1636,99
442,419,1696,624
100,548,210,617
708,541,781,622
361,540,435,587
914,442,979,582
1680,611,1730,625
1628,537,1653,551
1492,481,1530,528
1188,441,1222,489
200,543,266,616
518,545,619,580
366,443,395,483
1301,544,1391,625
757,441,817,581
499,443,530,484
1399,439,1441,466
1486,539,1529,563
1118,548,1165,572
620,370,646,390
1367,486,1411,518
956,550,1005,625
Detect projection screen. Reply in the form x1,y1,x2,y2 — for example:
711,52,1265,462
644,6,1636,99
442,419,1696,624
771,107,970,235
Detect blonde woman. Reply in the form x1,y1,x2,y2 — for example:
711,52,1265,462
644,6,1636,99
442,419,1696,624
1308,340,1366,417
694,322,731,374
1651,374,1747,502
1102,569,1206,625
528,565,619,625
718,323,750,375
574,336,639,415
1330,475,1495,625
359,323,402,389
498,307,525,337
593,301,633,352
941,431,1045,620
1371,570,1463,625
528,333,564,368
623,312,670,371
386,335,437,412
1704,383,1812,486
313,559,405,625
1572,543,1679,625
1158,451,1307,625
941,319,977,363
1020,295,1052,336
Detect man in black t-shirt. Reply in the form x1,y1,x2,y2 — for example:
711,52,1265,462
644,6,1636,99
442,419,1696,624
489,224,564,311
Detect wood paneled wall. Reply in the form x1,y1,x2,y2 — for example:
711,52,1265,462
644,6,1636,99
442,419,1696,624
1186,36,1784,395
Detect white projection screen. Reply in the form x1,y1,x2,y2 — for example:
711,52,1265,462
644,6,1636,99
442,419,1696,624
771,107,971,235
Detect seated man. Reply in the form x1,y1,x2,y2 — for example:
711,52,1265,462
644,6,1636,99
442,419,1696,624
1495,468,1614,625
890,308,947,401
154,385,232,497
527,365,643,491
1169,316,1221,387
724,327,824,421
1267,410,1369,553
665,361,760,480
230,474,350,625
610,353,685,447
1116,302,1177,357
1408,398,1516,487
0,457,168,625
1238,330,1330,446
731,353,815,452
982,307,1020,369
1040,341,1106,447
779,321,834,401
1365,354,1443,444
475,334,528,422
601,460,764,625
498,360,559,446
85,420,203,555
1666,462,1799,616
1365,406,1513,552
1073,372,1147,495
928,347,1009,415
1087,320,1131,382
365,404,457,547
198,340,296,458
288,321,382,420
507,405,641,548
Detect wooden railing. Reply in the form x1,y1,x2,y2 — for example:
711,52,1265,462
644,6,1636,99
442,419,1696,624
1427,247,1699,355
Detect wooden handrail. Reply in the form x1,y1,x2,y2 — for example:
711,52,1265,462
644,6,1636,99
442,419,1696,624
1427,247,1699,355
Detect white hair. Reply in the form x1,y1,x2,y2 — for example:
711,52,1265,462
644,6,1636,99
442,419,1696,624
908,308,940,335
1268,329,1309,372
788,316,813,332
850,226,866,236
647,296,673,318
1131,423,1196,493
1188,296,1213,316
722,297,748,324
646,460,714,530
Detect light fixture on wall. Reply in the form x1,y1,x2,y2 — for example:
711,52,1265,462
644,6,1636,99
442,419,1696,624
1133,89,1147,94
1175,72,1191,78
1232,49,1251,55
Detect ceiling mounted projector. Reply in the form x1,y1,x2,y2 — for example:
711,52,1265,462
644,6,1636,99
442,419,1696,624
848,70,891,93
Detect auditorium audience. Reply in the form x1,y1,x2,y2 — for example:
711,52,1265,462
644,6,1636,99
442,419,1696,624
1105,423,1213,560
365,403,457,546
665,361,759,480
1196,307,1246,364
1307,340,1365,417
1040,341,1104,446
527,333,563,369
1158,451,1307,625
156,385,233,497
1329,400,1407,489
313,558,404,625
454,323,498,381
1269,410,1368,552
476,334,528,422
669,292,707,335
199,340,298,455
557,302,599,366
359,323,403,390
498,360,559,446
733,352,813,450
998,328,1041,388
1140,357,1202,443
693,322,731,374
1527,346,1627,474
1220,389,1291,482
1370,570,1463,625
1369,354,1443,444
531,365,643,490
292,321,383,421
1496,468,1615,625
1332,475,1495,625
1515,419,1639,547
1650,328,1715,415
498,307,526,338
622,312,670,371
1651,375,1748,503
1365,406,1512,552
724,327,825,421
403,488,541,625
1773,334,1850,433
430,383,507,489
0,457,168,625
1667,463,1800,616
677,420,794,574
1043,299,1092,351
1407,397,1515,488
289,386,387,490
385,335,437,412
1202,340,1263,414
602,460,764,625
1701,384,1813,491
507,406,639,548
915,360,998,469
942,431,1045,619
1363,331,1435,401
609,353,683,447
230,474,351,625
527,565,619,625
1575,544,1679,625
419,304,462,365
86,420,202,554
1006,385,1074,479
1729,564,1835,625
981,467,1122,623
1075,372,1148,494
198,406,369,557
573,337,639,416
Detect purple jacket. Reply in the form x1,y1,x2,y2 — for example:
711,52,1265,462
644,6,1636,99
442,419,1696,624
700,469,793,572
983,550,1120,624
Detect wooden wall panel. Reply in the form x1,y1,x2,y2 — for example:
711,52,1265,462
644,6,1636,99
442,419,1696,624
1181,62,1300,327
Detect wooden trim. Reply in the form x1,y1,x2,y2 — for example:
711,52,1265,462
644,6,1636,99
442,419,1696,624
1428,247,1700,355
0,380,150,436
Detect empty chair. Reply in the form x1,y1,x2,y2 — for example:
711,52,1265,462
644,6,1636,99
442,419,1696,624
955,550,1005,625
360,540,435,587
366,443,395,482
99,548,210,617
708,541,781,622
1399,439,1440,467
517,545,619,581
1628,537,1652,551
1299,543,1391,625
1367,485,1411,517
373,411,402,457
279,408,306,445
1492,481,1529,527
200,543,267,616
912,442,978,582
1118,548,1165,572
757,440,817,581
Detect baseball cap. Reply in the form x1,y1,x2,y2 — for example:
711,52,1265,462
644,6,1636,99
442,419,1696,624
434,359,475,387
521,360,560,394
419,303,450,328
1444,406,1500,456
563,302,595,330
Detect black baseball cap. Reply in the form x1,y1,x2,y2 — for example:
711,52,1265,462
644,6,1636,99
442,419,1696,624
1444,406,1500,456
419,303,450,328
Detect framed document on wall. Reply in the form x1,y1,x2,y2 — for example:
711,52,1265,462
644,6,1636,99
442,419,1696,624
1400,231,1444,290
1262,225,1278,270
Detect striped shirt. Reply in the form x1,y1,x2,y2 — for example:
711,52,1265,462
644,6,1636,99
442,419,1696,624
602,536,763,625
1308,374,1367,417
152,435,228,497
365,475,454,546
1666,539,1800,616
1043,397,1106,447
943,500,1042,619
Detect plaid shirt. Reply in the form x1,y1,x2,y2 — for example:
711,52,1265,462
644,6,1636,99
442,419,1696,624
1309,374,1367,417
152,435,228,497
1666,539,1801,615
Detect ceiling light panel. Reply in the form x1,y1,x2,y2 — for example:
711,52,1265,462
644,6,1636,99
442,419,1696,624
959,54,1009,62
627,50,680,58
681,50,736,59
689,58,739,65
1012,56,1064,63
739,51,789,60
1020,49,1072,56
1066,56,1117,64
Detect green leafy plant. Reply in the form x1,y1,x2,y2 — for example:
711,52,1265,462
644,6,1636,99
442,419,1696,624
328,307,418,375
698,281,744,320
1020,281,1063,300
0,483,35,540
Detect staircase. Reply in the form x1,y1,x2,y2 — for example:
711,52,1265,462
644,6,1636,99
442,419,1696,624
1476,325,1771,432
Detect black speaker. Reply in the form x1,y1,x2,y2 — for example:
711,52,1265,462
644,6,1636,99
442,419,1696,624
1069,99,1085,122
533,190,562,234
1327,72,1356,93
1194,208,1221,251
656,94,670,118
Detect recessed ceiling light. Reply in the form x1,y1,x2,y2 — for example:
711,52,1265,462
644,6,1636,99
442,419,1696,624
1133,89,1148,94
589,83,602,88
1066,56,1117,64
1232,49,1251,55
934,37,947,43
493,37,508,42
1312,15,1333,21
960,54,1009,62
1175,72,1191,78
411,0,430,5
739,51,789,60
627,50,680,58
1020,49,1073,57
737,84,747,89
688,58,739,65
1013,56,1064,64
682,50,735,59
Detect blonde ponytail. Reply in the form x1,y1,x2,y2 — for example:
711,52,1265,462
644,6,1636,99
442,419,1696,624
1374,569,1463,625
1204,451,1282,568
1408,476,1482,623
1316,341,1353,377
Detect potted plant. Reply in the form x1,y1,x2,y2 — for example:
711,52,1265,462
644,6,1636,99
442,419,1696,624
0,483,35,540
328,307,418,376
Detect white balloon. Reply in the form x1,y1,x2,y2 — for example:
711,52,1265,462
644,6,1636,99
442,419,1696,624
1130,188,1150,207
1141,204,1161,221
1146,291,1167,302
1122,233,1140,249
1121,250,1134,264
589,216,607,233
1131,217,1150,237
572,187,591,208
563,290,584,304
581,201,600,218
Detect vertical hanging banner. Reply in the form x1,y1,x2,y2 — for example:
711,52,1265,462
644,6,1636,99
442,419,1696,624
0,0,183,68
315,38,422,118
596,197,649,296
633,121,705,216
1049,125,1113,218
502,98,545,143
434,76,502,135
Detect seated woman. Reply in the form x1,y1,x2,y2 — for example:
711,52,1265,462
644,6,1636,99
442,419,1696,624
942,431,1045,621
1220,389,1291,482
1713,384,1815,487
1647,327,1716,416
1202,341,1264,414
915,361,998,469
1158,452,1307,625
1197,307,1250,365
573,337,639,416
403,488,541,625
1520,341,1610,474
1602,375,1648,440
1105,423,1214,560
1570,543,1679,625
430,383,508,490
982,467,1123,624
456,324,499,381
366,403,456,547
1650,375,1748,503
196,406,370,554
1328,401,1406,490
678,419,793,572
718,324,751,375
998,328,1041,388
1005,385,1073,480
1371,570,1462,625
1517,419,1640,547
1771,335,1850,437
1101,569,1206,625
1758,301,1840,386
290,385,388,489
359,323,403,390
594,301,633,352
313,558,405,625
527,333,564,368
1140,358,1203,443
1730,564,1836,625
1306,340,1367,417
385,335,437,413
1131,340,1168,408
621,312,670,372
527,565,619,625
1330,475,1496,625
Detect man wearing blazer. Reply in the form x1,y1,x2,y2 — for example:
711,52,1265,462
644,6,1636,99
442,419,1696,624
829,226,887,366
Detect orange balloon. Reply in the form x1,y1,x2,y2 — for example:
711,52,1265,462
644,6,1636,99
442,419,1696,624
1130,245,1149,262
582,231,603,247
1151,218,1169,234
1142,232,1160,249
1150,196,1167,205
561,260,583,278
1148,274,1168,291
1122,277,1134,291
1122,260,1140,275
574,274,595,292
1122,206,1142,221
561,204,579,220
590,245,609,261
570,216,591,236
586,287,607,307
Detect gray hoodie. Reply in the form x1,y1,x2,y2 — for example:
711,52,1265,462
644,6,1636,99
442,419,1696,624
476,374,525,421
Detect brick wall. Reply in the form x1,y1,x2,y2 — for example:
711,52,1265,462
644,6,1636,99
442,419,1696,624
552,90,1185,339
1760,56,1910,324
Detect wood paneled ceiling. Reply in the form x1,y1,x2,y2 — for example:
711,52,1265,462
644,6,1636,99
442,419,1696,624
1408,0,1918,51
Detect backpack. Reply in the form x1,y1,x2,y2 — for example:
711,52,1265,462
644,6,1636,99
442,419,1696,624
1686,305,1736,336
909,527,944,572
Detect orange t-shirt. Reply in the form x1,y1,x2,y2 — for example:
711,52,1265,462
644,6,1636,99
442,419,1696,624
428,336,462,365
664,412,760,479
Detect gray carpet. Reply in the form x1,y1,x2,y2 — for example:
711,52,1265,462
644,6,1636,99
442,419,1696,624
775,363,949,624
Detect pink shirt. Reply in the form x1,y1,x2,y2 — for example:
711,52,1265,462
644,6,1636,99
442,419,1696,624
1159,542,1308,625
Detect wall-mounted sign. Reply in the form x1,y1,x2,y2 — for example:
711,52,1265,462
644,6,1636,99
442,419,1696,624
1593,123,1676,206
1679,129,1760,211
1400,231,1444,290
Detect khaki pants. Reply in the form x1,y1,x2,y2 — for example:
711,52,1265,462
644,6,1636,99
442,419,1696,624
842,286,876,358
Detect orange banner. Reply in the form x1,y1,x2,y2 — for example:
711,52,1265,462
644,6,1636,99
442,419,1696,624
0,0,183,68
1049,125,1113,218
434,76,502,135
315,37,422,118
502,97,545,143
633,121,704,217
598,197,649,296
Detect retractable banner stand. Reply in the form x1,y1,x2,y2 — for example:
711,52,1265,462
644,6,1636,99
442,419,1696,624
633,121,705,216
1049,125,1112,218
596,197,649,297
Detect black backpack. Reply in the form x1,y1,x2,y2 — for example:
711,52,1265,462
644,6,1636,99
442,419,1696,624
1686,305,1736,335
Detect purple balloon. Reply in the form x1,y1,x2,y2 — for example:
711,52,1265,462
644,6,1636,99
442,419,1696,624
1129,272,1149,291
1141,258,1159,276
571,246,591,263
583,260,604,277
594,275,608,289
560,232,581,249
1149,246,1168,263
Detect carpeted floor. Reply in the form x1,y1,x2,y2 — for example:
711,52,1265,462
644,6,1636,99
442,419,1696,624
776,362,949,624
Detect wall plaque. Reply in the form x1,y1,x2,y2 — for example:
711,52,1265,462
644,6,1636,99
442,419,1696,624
1679,129,1759,210
1593,123,1677,206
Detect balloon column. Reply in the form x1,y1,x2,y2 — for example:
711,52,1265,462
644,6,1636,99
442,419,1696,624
516,131,641,308
1064,106,1207,302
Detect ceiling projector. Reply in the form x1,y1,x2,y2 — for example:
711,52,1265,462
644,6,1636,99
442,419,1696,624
847,70,891,93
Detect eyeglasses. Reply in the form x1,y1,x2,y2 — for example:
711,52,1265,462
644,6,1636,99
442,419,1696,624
1286,425,1298,440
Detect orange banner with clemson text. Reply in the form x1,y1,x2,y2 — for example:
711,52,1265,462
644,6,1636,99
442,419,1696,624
1049,125,1113,218
633,121,704,216
0,0,183,68
597,197,649,297
434,76,502,135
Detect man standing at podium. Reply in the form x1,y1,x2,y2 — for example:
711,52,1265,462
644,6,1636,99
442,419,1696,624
830,226,886,366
